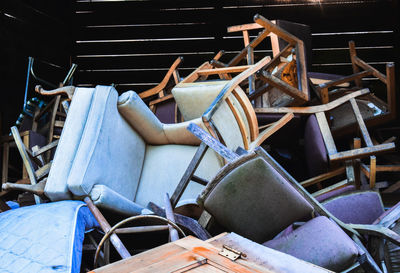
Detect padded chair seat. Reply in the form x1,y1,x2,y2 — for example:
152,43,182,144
322,191,385,224
0,201,98,273
263,216,359,272
135,144,223,207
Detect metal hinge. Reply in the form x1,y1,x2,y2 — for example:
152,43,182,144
218,245,246,261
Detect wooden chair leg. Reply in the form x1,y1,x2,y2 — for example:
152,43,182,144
369,156,376,189
84,197,131,259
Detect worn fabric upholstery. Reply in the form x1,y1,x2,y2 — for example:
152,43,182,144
204,156,313,243
118,90,205,145
136,144,222,207
67,87,146,203
263,216,359,272
172,80,228,121
0,201,98,273
322,191,385,224
45,88,96,201
153,99,176,124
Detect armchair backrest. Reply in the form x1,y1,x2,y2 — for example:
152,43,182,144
45,86,146,203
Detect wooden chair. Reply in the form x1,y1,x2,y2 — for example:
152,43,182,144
1,126,58,204
255,88,395,192
210,15,310,106
314,41,396,135
171,56,294,151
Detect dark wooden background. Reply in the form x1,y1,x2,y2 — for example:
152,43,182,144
1,0,399,133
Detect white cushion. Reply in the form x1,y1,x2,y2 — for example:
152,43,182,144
135,144,223,207
67,86,146,202
45,87,95,201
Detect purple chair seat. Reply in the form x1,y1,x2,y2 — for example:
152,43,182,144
304,114,329,177
322,191,385,225
154,99,177,124
263,216,359,272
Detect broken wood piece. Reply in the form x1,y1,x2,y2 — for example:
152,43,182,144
2,178,47,197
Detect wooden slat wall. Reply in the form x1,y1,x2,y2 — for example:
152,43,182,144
73,0,400,99
1,0,73,133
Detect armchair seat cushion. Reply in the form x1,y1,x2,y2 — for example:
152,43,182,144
135,144,222,207
263,216,359,272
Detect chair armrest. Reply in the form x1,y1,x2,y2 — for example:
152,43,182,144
139,57,183,99
187,123,239,162
249,113,293,150
35,85,75,100
375,202,400,228
348,223,400,247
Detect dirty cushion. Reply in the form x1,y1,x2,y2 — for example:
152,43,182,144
322,191,384,224
136,144,222,208
204,156,313,243
45,87,95,201
0,201,98,273
263,216,359,272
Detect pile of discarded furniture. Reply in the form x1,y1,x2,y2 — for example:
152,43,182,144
0,15,399,273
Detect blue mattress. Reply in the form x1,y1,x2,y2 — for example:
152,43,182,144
0,200,99,273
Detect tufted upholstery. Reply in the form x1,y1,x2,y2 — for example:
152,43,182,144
0,201,98,273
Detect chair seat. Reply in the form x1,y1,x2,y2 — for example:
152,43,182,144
322,191,385,224
263,216,359,272
135,144,222,207
0,201,98,273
